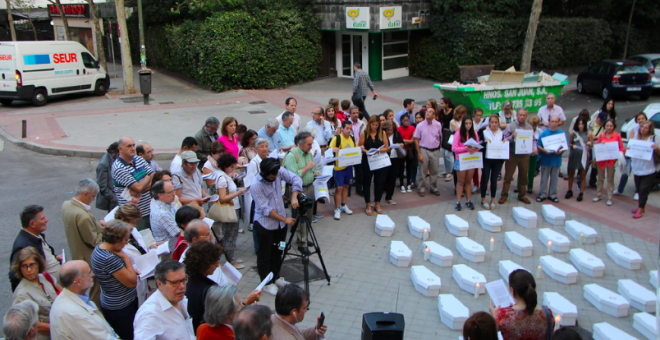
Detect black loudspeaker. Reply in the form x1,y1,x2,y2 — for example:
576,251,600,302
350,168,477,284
361,312,405,340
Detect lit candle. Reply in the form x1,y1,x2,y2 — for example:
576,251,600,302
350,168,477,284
536,265,543,279
547,240,553,254
423,228,429,240
424,245,430,261
555,314,561,331
580,233,584,246
490,237,495,252
474,283,480,299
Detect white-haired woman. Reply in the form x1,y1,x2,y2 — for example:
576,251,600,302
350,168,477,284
196,285,261,339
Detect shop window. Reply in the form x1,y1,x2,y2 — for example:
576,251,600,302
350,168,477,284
384,56,408,71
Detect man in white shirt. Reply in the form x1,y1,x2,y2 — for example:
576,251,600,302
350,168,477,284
306,107,333,150
169,137,198,174
276,97,301,133
134,260,195,340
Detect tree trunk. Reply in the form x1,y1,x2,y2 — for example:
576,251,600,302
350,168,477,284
115,0,135,94
6,0,16,41
86,0,107,72
53,0,71,40
28,18,38,40
622,0,636,59
520,0,543,73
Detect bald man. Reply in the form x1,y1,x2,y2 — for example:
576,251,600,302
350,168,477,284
178,219,213,262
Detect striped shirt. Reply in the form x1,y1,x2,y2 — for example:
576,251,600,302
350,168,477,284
353,69,375,97
90,245,137,310
111,156,154,217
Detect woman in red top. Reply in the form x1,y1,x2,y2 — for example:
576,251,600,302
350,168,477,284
217,117,239,159
197,285,261,340
490,269,555,340
398,114,416,192
593,119,625,206
171,206,201,261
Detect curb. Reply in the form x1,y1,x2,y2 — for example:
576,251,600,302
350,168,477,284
0,126,105,158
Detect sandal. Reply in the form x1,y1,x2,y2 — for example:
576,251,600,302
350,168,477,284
536,196,546,202
550,197,559,203
632,208,639,214
365,206,373,216
633,213,643,219
374,205,383,214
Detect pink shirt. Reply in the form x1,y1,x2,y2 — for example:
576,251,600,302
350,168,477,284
413,119,442,149
218,134,239,159
452,131,480,159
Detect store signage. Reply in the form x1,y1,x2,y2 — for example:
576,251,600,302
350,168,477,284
345,7,369,29
48,4,90,18
380,7,402,29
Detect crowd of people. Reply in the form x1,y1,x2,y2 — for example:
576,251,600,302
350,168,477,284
4,68,657,339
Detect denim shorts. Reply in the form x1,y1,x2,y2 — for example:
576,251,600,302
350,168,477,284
453,158,460,171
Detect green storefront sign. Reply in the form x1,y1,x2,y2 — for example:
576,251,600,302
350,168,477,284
434,81,569,114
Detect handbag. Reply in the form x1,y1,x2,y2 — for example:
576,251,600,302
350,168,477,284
207,188,237,223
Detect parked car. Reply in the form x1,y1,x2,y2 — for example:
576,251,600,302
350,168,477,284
629,54,660,89
620,103,660,144
577,60,652,100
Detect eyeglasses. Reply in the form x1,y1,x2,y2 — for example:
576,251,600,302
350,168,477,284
165,190,176,195
20,263,39,270
166,276,189,287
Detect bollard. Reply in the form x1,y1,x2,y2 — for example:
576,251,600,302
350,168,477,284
21,120,26,138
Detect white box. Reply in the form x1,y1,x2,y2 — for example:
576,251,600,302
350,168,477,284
565,220,598,244
593,322,639,340
584,284,630,318
423,241,453,267
408,216,431,239
607,242,642,270
541,204,565,226
375,215,395,237
477,211,502,232
504,231,533,257
456,237,486,263
512,207,537,228
389,241,412,267
538,228,571,253
452,264,486,296
618,279,656,313
543,292,578,326
569,248,605,278
411,265,442,297
650,270,658,290
540,255,578,284
438,294,469,331
633,312,657,340
459,334,504,340
445,214,469,237
498,260,529,283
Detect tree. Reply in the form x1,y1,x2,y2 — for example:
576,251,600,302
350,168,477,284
622,0,636,59
12,0,39,40
86,0,107,72
5,0,17,41
48,0,71,40
115,0,136,94
520,0,543,73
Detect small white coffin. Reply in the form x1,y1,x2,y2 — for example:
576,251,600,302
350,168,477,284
477,211,502,232
512,207,537,228
607,242,642,270
445,214,469,237
438,294,469,331
538,228,571,253
618,279,656,313
650,270,658,290
459,334,504,340
564,220,598,244
543,292,578,326
541,204,565,226
389,241,412,268
633,312,657,340
569,248,605,278
452,264,486,296
423,241,453,267
456,237,486,263
375,215,395,237
408,216,431,239
504,231,533,257
540,255,578,284
499,260,528,283
593,322,639,340
584,284,630,318
410,265,441,297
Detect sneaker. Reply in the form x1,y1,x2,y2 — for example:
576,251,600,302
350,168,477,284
312,217,318,223
233,263,245,269
490,202,497,210
466,201,475,210
238,228,244,234
313,213,323,219
263,284,278,296
387,200,396,205
233,258,244,264
471,186,479,193
400,186,406,193
334,208,341,220
634,193,639,201
613,189,621,195
340,205,353,215
248,224,253,232
454,202,462,211
592,197,602,202
606,200,613,206
406,185,412,192
275,277,289,288
445,173,453,182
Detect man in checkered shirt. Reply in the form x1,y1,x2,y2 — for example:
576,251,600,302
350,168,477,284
352,62,378,120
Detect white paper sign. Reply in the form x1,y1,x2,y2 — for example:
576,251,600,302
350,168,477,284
367,151,391,170
515,130,533,154
541,132,568,153
314,178,330,201
626,139,654,161
338,147,362,167
485,279,515,308
594,142,620,161
458,152,483,170
486,141,510,160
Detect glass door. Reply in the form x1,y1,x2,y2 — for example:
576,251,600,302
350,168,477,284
337,32,368,78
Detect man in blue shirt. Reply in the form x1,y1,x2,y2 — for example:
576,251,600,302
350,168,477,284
277,111,296,152
395,99,415,125
536,115,566,203
257,118,282,153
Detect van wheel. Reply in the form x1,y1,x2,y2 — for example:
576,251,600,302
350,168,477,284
0,99,12,106
94,80,108,96
31,88,47,106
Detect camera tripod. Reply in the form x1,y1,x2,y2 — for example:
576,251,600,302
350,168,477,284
279,207,331,294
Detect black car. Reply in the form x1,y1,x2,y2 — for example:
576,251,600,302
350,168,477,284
577,60,652,100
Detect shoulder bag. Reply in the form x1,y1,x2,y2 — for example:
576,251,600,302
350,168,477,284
541,305,552,340
207,177,238,223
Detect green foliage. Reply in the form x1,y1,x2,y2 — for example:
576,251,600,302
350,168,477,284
409,34,459,82
431,0,533,19
609,23,659,59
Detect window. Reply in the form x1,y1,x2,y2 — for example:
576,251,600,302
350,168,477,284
81,52,97,69
382,31,408,71
615,65,647,74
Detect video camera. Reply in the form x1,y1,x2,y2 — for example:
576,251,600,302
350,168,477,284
297,193,314,210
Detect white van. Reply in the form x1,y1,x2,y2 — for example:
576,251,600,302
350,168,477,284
0,41,110,106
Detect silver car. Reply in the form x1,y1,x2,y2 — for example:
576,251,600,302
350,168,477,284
620,102,660,144
629,54,660,88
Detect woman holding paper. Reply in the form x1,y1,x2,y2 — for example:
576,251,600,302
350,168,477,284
593,119,624,206
383,120,405,204
630,121,660,219
615,112,646,198
479,114,506,210
238,130,258,165
215,153,249,269
566,117,593,202
490,269,555,340
359,115,390,215
452,116,480,211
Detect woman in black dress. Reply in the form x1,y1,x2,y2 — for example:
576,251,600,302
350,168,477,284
359,115,390,216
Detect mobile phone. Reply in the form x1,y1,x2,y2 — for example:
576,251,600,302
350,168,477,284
317,312,325,330
373,95,377,100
